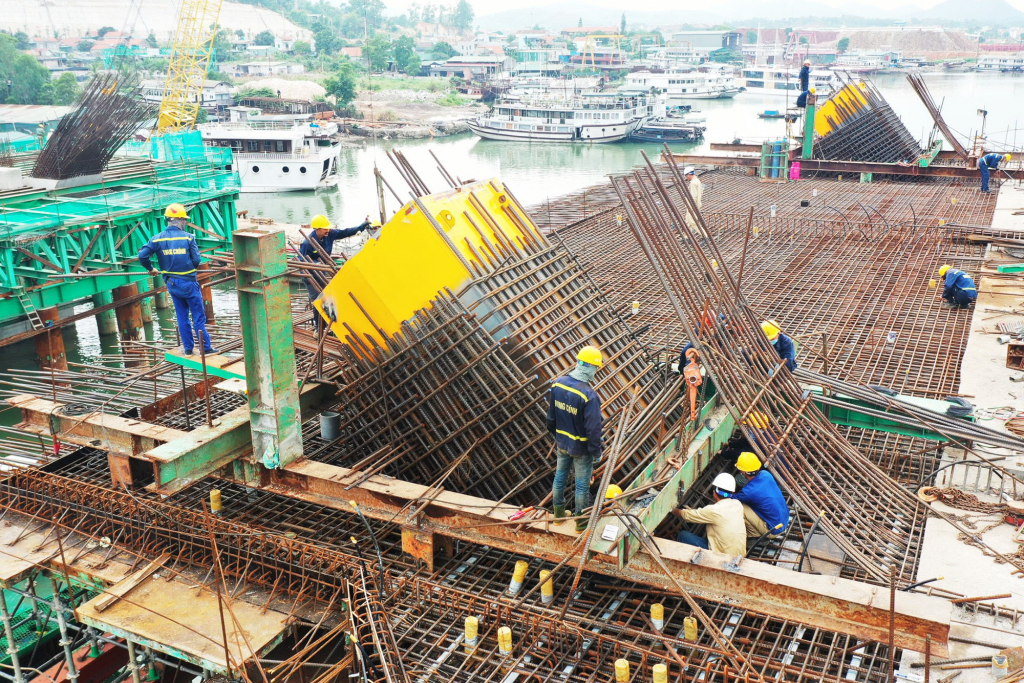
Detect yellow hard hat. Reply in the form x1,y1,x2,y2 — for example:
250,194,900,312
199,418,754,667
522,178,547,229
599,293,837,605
1007,154,1013,161
605,484,622,499
938,264,950,277
311,214,332,230
760,320,780,342
736,451,762,473
744,411,770,429
164,203,187,219
577,345,603,368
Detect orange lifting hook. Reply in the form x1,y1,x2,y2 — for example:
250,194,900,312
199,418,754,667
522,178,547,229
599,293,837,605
683,348,703,422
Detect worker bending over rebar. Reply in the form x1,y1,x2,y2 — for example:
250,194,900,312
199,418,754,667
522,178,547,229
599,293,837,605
547,346,604,533
938,265,977,309
138,203,215,356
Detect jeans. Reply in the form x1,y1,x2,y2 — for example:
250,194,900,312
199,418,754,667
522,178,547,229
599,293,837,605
551,450,594,514
980,162,991,192
676,530,710,549
166,277,211,353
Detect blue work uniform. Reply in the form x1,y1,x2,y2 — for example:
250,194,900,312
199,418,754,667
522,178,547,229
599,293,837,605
138,225,211,353
298,222,370,301
733,469,790,535
547,375,603,513
978,153,1006,193
772,332,797,372
942,268,977,308
796,65,810,108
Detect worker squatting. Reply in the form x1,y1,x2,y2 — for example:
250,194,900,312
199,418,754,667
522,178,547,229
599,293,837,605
546,319,795,547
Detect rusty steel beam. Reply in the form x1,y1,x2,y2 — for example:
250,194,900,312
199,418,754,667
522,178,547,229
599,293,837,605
223,457,950,655
666,152,1022,180
7,394,186,457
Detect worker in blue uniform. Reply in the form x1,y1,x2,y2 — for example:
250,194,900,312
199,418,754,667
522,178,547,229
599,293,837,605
547,345,604,532
796,60,811,108
761,320,796,372
733,452,790,538
138,203,215,356
299,213,374,331
977,152,1011,193
939,265,977,308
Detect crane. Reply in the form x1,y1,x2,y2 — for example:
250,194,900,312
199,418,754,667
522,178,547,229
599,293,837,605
155,0,223,134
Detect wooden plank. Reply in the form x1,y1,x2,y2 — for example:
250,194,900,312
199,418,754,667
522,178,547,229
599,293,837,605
93,553,169,612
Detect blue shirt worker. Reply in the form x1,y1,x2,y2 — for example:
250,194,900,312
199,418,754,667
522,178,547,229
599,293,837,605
299,214,373,301
138,204,214,356
547,345,604,532
761,320,796,372
977,152,1011,193
939,265,977,309
796,60,811,108
733,451,790,538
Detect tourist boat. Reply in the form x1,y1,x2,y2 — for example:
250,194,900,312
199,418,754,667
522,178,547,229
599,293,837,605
739,67,839,97
199,119,340,192
468,92,660,143
629,118,705,143
620,66,740,100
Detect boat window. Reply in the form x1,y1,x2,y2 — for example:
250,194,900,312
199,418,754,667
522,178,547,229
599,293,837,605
247,140,259,152
252,165,260,173
746,80,764,88
300,166,307,173
276,141,285,152
283,166,290,173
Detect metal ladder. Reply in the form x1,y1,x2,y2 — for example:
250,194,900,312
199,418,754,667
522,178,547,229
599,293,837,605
17,291,44,330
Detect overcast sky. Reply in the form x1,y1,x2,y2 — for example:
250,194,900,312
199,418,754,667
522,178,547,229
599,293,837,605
383,0,1024,16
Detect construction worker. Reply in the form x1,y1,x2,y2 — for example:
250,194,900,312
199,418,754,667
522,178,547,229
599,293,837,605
938,265,977,308
760,320,796,371
978,152,1011,193
796,60,811,108
683,167,703,232
548,345,604,532
671,473,746,556
733,452,790,538
299,214,374,301
138,204,215,356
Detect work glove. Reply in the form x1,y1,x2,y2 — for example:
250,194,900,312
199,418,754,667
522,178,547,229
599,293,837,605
148,269,158,277
360,217,372,231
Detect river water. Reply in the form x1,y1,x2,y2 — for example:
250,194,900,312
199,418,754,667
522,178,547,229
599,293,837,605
3,70,1022,417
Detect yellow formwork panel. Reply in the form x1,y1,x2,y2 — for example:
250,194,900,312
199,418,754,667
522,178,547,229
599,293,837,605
814,81,870,138
314,179,543,348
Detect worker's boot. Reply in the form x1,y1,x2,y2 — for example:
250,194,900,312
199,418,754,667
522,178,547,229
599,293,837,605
552,506,567,520
575,517,589,533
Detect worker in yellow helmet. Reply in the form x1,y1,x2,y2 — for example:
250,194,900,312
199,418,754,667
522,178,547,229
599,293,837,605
548,345,604,532
760,320,796,371
733,452,790,538
937,264,977,309
977,152,1011,193
298,213,375,328
138,204,215,356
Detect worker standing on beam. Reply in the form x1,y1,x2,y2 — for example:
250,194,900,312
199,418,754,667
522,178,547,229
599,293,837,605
796,60,811,108
760,320,797,371
671,473,746,556
138,203,215,356
733,452,790,538
977,152,1011,193
938,265,977,309
683,167,703,232
548,346,604,533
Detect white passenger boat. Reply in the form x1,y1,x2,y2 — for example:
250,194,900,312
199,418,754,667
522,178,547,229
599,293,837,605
739,67,840,97
620,66,740,100
200,120,340,192
468,93,660,143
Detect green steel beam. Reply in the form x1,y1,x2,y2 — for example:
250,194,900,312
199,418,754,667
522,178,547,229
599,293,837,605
918,140,943,167
233,228,303,470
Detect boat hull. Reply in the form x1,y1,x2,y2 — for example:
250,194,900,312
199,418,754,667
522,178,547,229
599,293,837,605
469,120,636,143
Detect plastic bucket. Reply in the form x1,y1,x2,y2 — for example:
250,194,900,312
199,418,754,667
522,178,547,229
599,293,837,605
320,411,341,441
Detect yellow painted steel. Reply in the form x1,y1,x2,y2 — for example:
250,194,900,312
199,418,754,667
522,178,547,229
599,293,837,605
314,180,545,347
156,0,223,134
814,80,870,138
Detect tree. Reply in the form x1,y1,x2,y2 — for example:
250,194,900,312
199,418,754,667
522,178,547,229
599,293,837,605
837,37,850,52
41,72,81,105
620,13,626,34
208,69,233,84
77,40,94,52
195,107,209,123
313,23,338,55
255,30,275,46
402,52,421,76
293,39,311,55
239,85,276,98
146,32,158,48
323,59,356,106
708,47,742,64
746,31,757,44
97,26,116,38
452,0,474,31
799,36,808,44
213,29,233,53
364,33,392,71
392,35,416,71
432,41,456,59
422,3,436,23
235,29,246,39
578,17,583,27
13,31,29,50
349,0,386,31
0,35,51,104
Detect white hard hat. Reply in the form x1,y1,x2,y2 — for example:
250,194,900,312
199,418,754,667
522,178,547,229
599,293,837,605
803,59,811,65
712,472,736,494
683,166,695,176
